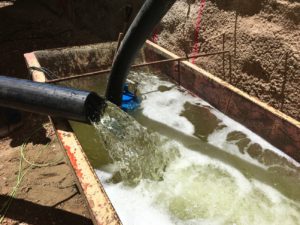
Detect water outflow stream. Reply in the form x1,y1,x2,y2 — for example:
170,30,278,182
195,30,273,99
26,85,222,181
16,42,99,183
75,71,300,225
93,102,179,185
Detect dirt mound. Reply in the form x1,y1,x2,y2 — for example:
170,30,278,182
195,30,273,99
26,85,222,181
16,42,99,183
212,0,263,16
157,0,300,121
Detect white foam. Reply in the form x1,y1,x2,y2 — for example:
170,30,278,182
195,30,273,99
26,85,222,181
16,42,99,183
251,180,283,204
171,143,253,195
142,88,196,135
93,72,300,225
96,142,300,225
209,109,300,166
138,73,207,135
135,72,299,167
96,170,174,225
207,126,269,169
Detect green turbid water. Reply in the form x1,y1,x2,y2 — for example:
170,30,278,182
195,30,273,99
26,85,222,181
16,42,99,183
68,71,300,225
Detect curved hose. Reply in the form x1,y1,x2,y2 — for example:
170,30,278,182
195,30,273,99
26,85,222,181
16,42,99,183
106,0,176,106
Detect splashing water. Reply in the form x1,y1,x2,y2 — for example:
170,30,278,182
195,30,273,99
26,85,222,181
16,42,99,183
70,71,300,224
98,143,300,225
93,73,300,225
93,102,179,185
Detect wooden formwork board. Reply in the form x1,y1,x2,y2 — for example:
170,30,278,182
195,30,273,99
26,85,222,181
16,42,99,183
144,40,300,162
23,40,300,225
24,52,122,225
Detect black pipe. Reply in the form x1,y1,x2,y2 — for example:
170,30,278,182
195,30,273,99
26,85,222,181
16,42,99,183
106,0,176,106
0,76,106,123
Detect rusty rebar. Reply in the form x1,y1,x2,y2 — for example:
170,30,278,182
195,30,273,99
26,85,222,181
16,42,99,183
229,54,232,83
280,52,289,110
116,32,124,52
222,33,225,76
234,11,238,58
113,32,124,61
46,50,229,84
177,60,181,85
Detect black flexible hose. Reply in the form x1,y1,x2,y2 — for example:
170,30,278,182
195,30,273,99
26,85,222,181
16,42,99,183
106,0,176,106
0,76,106,123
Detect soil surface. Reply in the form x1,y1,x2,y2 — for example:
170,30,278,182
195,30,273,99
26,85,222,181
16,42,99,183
0,1,102,224
0,0,299,224
0,115,93,225
156,0,300,121
0,0,143,223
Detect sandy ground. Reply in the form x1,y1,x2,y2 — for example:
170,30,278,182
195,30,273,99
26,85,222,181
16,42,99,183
0,115,92,225
157,0,300,121
0,0,299,224
0,1,101,224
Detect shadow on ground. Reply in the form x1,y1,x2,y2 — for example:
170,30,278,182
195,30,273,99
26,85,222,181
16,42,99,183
7,113,51,148
0,0,103,147
0,194,93,225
